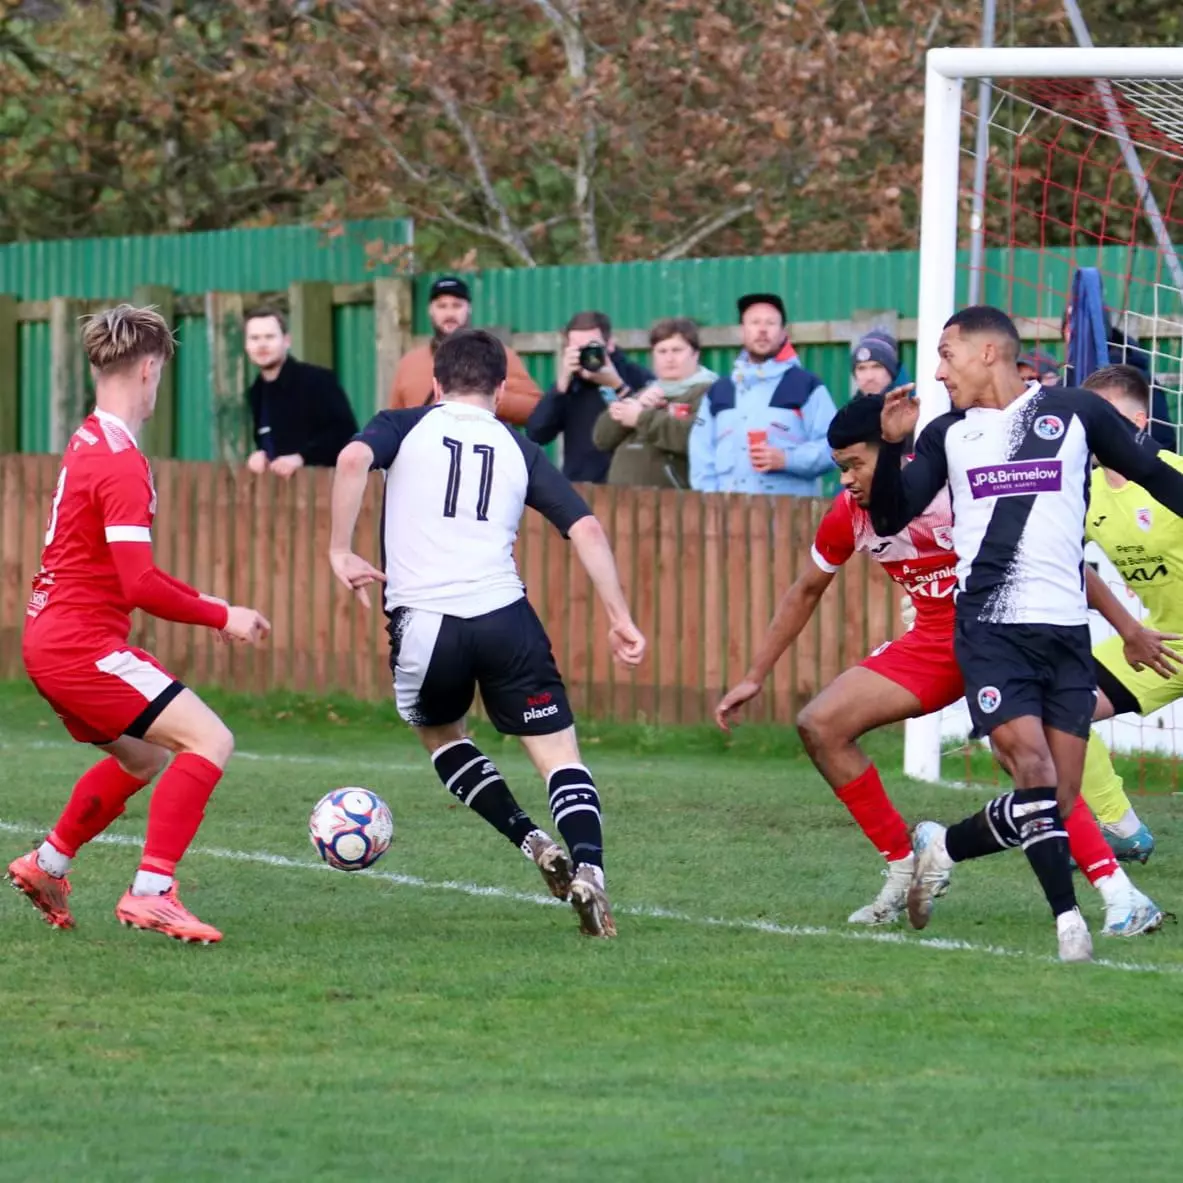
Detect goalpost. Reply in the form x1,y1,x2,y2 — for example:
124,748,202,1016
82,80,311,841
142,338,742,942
904,46,1183,784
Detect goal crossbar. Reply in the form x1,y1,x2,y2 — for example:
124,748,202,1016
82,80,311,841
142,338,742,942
928,47,1183,82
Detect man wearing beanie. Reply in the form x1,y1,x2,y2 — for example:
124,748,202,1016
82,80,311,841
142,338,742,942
389,275,541,425
851,330,907,397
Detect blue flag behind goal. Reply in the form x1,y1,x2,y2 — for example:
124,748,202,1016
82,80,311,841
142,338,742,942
1067,267,1110,386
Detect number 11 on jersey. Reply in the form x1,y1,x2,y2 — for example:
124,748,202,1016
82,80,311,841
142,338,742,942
441,437,495,521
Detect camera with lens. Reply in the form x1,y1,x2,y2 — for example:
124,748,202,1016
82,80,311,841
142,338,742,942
578,342,607,372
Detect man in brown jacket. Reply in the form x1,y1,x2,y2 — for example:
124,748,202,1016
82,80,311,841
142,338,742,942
388,276,541,426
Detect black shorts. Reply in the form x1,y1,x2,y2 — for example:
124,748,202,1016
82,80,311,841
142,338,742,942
955,619,1096,740
387,598,573,736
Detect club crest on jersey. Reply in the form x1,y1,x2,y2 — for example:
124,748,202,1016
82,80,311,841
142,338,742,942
977,685,1002,714
1033,414,1064,441
933,526,954,550
1136,507,1152,531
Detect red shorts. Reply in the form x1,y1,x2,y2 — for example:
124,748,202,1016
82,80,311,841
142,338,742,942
860,625,963,716
24,641,185,745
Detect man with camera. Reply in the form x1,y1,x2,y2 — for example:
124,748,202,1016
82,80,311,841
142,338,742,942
526,311,655,484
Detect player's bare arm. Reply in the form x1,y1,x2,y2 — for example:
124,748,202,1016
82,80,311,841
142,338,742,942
328,440,387,608
715,563,834,731
567,516,645,666
1083,565,1180,678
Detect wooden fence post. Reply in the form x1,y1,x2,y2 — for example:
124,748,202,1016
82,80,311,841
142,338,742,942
206,291,248,464
288,280,335,370
374,277,413,415
135,285,176,459
49,297,88,452
0,296,16,454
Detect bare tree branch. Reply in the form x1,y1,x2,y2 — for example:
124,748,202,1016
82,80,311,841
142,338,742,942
432,87,537,266
658,200,758,261
528,0,599,262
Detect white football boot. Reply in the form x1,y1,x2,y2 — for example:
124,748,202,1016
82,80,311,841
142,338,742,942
848,856,914,926
1056,907,1093,963
906,821,954,931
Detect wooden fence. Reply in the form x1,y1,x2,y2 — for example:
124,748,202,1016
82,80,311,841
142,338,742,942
0,455,902,725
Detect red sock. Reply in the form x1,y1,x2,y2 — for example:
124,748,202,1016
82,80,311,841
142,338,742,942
1064,793,1119,884
48,757,151,858
835,764,912,862
140,754,223,876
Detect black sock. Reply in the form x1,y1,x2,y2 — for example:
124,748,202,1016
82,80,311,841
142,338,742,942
944,792,1019,862
1012,787,1077,918
548,765,603,870
431,740,537,850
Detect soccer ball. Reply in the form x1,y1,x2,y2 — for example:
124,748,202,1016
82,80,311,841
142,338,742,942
309,787,394,872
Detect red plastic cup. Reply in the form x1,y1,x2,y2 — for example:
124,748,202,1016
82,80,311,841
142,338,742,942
747,429,768,452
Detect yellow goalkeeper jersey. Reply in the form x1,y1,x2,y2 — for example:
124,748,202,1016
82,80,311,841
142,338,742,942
1086,449,1183,631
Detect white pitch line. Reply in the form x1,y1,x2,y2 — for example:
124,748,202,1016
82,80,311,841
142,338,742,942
0,819,1178,978
0,738,425,774
0,735,1018,790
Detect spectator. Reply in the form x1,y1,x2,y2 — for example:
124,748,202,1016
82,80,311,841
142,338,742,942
526,311,655,484
244,307,359,478
690,293,837,496
1017,349,1061,386
851,330,909,396
389,276,541,426
1062,302,1175,449
591,318,717,488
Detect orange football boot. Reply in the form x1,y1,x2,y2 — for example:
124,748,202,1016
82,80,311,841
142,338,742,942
114,884,223,945
7,850,74,930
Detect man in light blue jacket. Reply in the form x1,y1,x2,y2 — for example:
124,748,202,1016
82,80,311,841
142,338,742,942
690,293,837,496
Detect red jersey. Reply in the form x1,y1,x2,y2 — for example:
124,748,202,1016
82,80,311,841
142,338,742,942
811,486,957,628
25,409,224,653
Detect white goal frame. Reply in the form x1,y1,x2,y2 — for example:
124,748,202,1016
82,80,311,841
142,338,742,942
904,46,1183,782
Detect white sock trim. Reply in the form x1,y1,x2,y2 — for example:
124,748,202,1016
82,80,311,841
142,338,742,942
131,870,174,897
431,738,477,762
36,840,71,878
1105,808,1143,840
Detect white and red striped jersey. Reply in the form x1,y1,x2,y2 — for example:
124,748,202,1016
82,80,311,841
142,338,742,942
811,486,957,627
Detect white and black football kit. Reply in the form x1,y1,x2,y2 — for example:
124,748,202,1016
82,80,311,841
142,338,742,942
355,402,591,735
870,383,1183,738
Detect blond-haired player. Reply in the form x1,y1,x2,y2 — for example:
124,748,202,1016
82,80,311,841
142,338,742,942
8,305,270,944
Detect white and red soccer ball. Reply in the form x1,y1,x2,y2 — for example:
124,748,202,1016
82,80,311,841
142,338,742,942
309,788,394,871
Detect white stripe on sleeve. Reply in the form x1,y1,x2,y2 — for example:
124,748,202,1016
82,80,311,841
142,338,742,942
105,525,152,544
810,544,841,574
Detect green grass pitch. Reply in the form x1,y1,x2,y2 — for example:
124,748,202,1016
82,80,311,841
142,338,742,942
1,681,1181,1182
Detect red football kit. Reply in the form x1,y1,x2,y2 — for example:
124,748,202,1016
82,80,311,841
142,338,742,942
23,410,228,744
808,483,1119,887
811,484,962,714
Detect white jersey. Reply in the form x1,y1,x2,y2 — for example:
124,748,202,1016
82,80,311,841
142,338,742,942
356,402,591,618
869,383,1183,625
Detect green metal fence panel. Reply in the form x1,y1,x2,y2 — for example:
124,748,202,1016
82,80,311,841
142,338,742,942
18,321,50,453
414,244,1172,337
334,303,377,422
175,314,213,462
0,220,412,301
414,251,922,335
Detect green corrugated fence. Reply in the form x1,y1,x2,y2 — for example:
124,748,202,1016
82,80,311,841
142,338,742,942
2,227,1180,461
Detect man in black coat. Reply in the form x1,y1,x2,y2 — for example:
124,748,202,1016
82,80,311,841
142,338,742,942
244,306,359,477
526,310,654,484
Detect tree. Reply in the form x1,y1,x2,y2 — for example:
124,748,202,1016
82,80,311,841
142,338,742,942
4,0,1179,267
